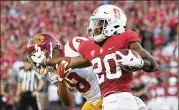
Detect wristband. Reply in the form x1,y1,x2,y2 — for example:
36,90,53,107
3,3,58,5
144,58,158,72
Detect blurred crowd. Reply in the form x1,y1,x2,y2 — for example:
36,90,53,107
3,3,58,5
0,1,178,110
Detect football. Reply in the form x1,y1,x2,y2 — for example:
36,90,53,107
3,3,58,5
117,49,142,72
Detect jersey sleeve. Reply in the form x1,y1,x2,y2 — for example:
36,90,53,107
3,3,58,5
78,41,87,57
69,36,88,52
126,30,141,44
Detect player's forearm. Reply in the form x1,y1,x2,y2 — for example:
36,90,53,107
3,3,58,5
57,80,73,107
137,48,158,72
130,42,158,72
46,57,71,66
69,57,91,69
46,57,91,69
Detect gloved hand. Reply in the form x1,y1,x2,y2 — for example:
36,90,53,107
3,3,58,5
56,60,71,81
115,50,144,69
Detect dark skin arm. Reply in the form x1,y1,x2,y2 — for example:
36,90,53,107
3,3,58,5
47,56,91,69
47,42,158,72
54,81,73,106
52,48,73,106
130,42,158,72
47,41,158,72
47,47,91,69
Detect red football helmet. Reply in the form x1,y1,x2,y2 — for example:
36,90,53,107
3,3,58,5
26,33,61,74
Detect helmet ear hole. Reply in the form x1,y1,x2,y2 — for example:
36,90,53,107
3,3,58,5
114,25,119,28
113,31,118,35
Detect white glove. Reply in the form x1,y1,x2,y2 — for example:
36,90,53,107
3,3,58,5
115,50,144,69
30,44,46,67
48,72,60,84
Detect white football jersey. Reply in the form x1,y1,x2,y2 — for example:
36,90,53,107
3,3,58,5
64,37,101,105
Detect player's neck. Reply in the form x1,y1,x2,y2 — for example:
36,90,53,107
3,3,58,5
96,39,107,47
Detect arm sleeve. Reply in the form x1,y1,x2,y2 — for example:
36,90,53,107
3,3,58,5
126,31,141,44
78,41,87,57
69,36,88,52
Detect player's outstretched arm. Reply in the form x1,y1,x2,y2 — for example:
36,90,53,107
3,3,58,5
46,57,91,69
130,42,158,72
55,81,73,107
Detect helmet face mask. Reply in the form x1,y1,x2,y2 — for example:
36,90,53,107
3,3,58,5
26,33,60,75
28,49,47,75
87,19,108,43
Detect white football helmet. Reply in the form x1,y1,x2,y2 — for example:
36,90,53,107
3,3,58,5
87,4,127,43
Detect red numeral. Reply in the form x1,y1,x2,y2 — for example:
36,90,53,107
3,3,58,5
66,72,91,93
91,53,122,84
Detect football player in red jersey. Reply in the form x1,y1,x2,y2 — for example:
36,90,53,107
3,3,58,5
28,4,158,110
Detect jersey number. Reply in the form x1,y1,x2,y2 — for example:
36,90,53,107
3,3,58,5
66,72,91,93
91,53,122,84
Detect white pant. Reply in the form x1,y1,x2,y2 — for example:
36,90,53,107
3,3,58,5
134,96,147,110
102,92,138,110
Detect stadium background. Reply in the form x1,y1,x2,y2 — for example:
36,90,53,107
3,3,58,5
0,1,178,110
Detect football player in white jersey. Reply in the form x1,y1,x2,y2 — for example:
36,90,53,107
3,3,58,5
50,36,102,110
26,33,102,110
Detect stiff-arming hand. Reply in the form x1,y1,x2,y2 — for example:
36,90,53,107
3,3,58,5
56,60,71,81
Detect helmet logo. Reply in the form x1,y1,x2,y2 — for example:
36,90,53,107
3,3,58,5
32,34,45,45
113,8,120,19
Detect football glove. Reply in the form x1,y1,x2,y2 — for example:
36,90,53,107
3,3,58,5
115,50,144,69
56,60,71,81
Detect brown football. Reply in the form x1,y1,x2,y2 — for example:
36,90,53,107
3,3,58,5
116,49,141,72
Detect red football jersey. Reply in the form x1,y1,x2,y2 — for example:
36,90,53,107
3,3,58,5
78,30,140,97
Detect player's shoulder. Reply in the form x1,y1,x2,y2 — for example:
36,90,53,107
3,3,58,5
118,30,139,37
71,36,89,44
117,30,140,43
67,36,89,52
78,39,94,50
124,30,138,34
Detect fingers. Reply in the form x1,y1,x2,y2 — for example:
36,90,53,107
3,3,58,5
115,51,124,57
56,62,70,79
